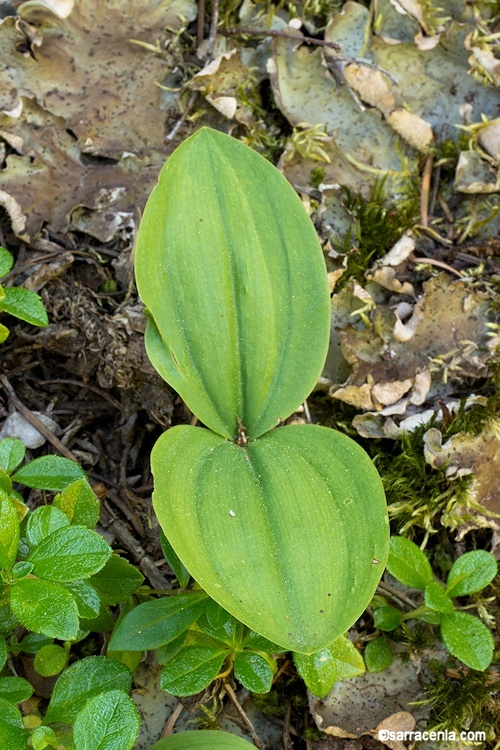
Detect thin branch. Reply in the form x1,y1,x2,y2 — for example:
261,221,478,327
0,375,78,461
206,0,219,61
197,0,205,48
224,682,264,748
166,91,198,141
220,26,340,50
161,701,184,738
420,154,433,227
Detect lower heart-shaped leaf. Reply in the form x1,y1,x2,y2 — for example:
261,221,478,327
152,423,388,654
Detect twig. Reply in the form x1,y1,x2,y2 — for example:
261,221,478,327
224,682,264,749
166,91,198,141
282,701,293,750
220,26,340,51
272,657,290,685
0,375,78,461
410,254,462,278
420,154,433,228
377,580,416,609
42,378,121,410
161,701,184,737
206,0,219,61
197,0,205,48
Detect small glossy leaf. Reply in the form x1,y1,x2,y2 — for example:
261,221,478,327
26,506,70,547
11,561,34,580
365,635,393,672
0,493,19,570
445,551,498,598
10,578,79,640
414,609,441,624
0,676,34,703
0,697,23,727
109,593,207,651
160,529,190,589
197,610,243,649
160,645,228,696
80,601,115,633
0,586,18,636
15,633,53,654
386,537,433,590
440,611,493,671
152,423,388,653
53,479,100,529
150,730,254,749
373,606,404,631
155,632,188,665
46,656,132,724
88,553,144,605
0,323,9,343
0,718,27,750
27,525,111,582
0,287,48,327
12,456,86,492
0,248,14,278
135,127,331,440
0,438,25,474
234,651,275,693
73,690,140,750
0,638,6,670
424,581,454,613
63,580,101,618
294,636,364,697
31,725,58,750
34,644,68,677
241,631,284,653
0,469,11,494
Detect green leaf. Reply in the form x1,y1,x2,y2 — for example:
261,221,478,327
197,609,243,650
414,609,441,625
73,690,140,750
234,651,275,693
241,631,284,654
53,479,100,529
0,586,18,636
0,493,20,570
62,580,100,618
31,726,58,750
135,127,331,440
386,536,433,590
373,606,404,631
152,423,388,654
12,456,86,492
440,611,493,671
26,506,70,547
11,561,33,580
0,638,6,670
0,718,27,750
88,554,144,605
27,526,111,582
0,469,11,495
0,438,25,474
424,581,454,613
0,323,9,344
15,633,53,654
149,730,254,749
0,676,33,703
364,635,393,672
46,656,132,724
0,287,48,327
0,697,23,727
109,593,207,651
155,632,188,665
160,645,228,696
294,636,364,697
445,550,498,598
0,248,14,278
160,529,190,589
80,601,116,633
34,644,69,677
10,578,79,640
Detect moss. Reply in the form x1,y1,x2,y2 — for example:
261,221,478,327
333,178,419,291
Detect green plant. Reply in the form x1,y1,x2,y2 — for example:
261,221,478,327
0,438,145,749
134,127,389,654
367,536,497,672
0,248,48,341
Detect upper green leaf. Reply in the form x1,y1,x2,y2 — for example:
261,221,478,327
45,656,132,724
0,287,48,327
386,537,433,590
234,651,275,693
0,493,19,570
0,248,14,278
12,456,86,492
73,690,140,750
152,423,388,654
440,611,493,671
135,127,330,440
364,635,392,673
445,550,498,598
88,553,144,605
27,525,111,582
53,478,100,528
424,581,454,613
294,635,364,697
26,506,70,547
10,578,79,640
0,438,25,474
159,645,228,696
0,676,34,703
108,593,208,651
